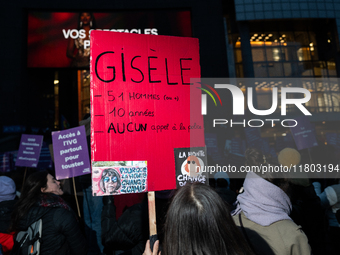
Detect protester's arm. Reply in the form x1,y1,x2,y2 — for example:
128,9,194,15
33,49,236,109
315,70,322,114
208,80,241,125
312,182,330,208
101,195,117,246
143,240,160,255
101,196,136,250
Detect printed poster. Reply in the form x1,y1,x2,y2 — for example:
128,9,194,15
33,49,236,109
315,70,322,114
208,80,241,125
92,161,147,196
15,134,43,168
289,116,318,150
174,147,208,188
0,152,12,172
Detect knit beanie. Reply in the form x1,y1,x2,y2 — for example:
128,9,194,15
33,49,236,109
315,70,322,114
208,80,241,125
0,176,16,202
278,147,301,167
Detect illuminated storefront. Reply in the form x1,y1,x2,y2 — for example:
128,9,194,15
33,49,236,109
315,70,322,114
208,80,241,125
26,10,193,129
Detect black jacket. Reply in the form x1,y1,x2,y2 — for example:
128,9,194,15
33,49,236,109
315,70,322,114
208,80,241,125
16,206,87,255
0,200,16,233
101,198,149,255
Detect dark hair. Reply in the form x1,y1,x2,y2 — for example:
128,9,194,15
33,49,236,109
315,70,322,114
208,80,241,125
77,12,96,29
162,183,254,255
245,147,290,194
99,168,121,193
10,171,50,232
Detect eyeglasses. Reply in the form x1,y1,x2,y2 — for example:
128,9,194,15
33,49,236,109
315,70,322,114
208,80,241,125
104,176,118,183
187,161,196,164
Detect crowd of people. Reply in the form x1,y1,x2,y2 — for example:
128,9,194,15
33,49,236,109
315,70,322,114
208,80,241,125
1,145,340,255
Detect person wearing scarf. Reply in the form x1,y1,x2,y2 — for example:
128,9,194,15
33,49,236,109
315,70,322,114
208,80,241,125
9,171,87,255
232,148,311,255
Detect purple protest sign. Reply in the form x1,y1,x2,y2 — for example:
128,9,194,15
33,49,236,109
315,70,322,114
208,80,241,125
52,126,91,179
326,133,340,150
15,134,43,168
0,152,12,172
289,116,318,150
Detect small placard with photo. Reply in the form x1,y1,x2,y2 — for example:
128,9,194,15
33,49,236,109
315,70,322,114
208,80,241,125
174,147,208,188
92,161,147,196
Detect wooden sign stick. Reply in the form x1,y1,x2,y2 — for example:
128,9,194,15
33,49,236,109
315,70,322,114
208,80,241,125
148,191,158,251
21,167,28,193
72,177,81,218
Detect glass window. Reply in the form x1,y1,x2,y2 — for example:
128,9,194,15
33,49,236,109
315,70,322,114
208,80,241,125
235,64,244,77
332,95,340,111
280,31,294,44
268,62,284,77
229,20,337,78
310,46,319,61
313,61,327,78
254,63,267,77
281,47,298,61
283,62,299,77
252,48,266,62
235,49,243,63
294,31,311,46
299,62,314,76
327,61,337,77
265,48,275,61
297,47,311,61
272,48,282,61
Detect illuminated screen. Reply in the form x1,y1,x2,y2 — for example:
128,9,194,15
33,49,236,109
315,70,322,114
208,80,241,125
27,10,192,68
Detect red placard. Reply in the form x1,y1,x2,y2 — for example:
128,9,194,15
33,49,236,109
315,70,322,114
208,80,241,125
90,31,204,191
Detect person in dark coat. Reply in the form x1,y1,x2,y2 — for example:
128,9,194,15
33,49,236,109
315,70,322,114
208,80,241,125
101,195,149,255
214,172,237,209
143,183,255,255
0,176,17,255
9,171,87,255
0,176,17,232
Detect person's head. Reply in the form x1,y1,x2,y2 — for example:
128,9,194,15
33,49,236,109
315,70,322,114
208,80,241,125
100,169,121,194
162,183,253,255
10,171,63,232
42,173,63,196
21,171,63,198
78,12,95,29
0,176,16,202
214,172,230,188
245,147,277,167
245,147,290,195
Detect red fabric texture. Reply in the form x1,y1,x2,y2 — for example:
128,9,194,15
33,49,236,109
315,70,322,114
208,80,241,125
0,232,15,255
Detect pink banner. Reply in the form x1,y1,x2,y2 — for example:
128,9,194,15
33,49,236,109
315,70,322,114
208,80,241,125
90,31,204,192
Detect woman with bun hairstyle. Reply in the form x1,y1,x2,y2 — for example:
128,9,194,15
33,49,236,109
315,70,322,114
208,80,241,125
10,171,87,255
232,148,311,255
143,182,254,255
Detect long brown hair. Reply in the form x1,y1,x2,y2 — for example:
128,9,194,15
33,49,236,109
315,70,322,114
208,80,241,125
162,183,254,255
9,171,49,232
